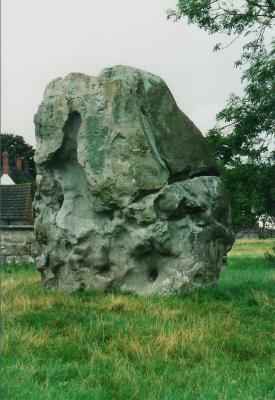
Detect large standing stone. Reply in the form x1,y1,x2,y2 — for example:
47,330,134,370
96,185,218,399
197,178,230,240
34,65,234,294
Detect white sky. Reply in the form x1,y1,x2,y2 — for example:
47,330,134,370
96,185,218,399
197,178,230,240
1,0,243,147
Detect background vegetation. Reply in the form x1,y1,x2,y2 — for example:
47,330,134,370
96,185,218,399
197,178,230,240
0,132,36,183
2,240,274,400
169,0,275,231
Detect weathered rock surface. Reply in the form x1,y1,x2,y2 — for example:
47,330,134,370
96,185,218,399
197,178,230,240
34,65,234,294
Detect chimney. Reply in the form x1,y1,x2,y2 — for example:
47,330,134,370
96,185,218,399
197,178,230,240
2,151,10,174
16,155,23,170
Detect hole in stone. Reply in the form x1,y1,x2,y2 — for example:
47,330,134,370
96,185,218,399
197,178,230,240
78,282,86,291
52,111,81,166
140,105,146,116
45,254,50,266
65,242,72,250
95,263,111,273
58,193,64,208
148,268,158,282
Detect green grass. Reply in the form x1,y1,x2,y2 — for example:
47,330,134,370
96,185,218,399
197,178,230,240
1,240,275,400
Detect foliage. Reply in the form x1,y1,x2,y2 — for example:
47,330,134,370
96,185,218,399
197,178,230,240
206,131,275,230
207,44,275,162
167,0,275,152
222,163,267,229
1,132,36,182
168,0,274,36
2,240,275,399
168,0,275,229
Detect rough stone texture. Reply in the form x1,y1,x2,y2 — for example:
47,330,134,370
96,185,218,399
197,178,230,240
34,65,234,294
1,229,39,265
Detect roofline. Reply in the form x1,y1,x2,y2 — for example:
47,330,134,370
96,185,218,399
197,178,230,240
0,225,34,231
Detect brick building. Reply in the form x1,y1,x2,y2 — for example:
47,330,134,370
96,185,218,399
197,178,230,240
0,151,34,225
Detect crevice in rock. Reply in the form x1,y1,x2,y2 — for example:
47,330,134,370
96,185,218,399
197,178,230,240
168,166,219,184
148,268,158,282
130,187,161,205
138,103,169,174
52,111,81,165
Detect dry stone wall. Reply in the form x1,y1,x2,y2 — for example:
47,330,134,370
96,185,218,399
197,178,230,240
1,228,40,265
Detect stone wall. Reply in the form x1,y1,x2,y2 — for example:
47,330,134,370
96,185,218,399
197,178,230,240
0,226,41,265
236,229,275,239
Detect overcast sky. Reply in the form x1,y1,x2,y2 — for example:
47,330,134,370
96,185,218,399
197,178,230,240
1,0,243,147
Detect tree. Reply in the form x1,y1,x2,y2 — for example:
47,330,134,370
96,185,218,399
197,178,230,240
1,133,36,183
168,0,275,230
168,0,275,159
218,160,275,231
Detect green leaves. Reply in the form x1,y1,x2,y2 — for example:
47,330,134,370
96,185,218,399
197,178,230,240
0,132,36,182
168,1,275,230
213,42,222,51
168,2,275,160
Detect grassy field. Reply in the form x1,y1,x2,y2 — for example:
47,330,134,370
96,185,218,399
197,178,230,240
1,240,275,400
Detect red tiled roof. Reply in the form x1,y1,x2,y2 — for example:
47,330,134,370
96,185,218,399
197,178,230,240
0,183,32,223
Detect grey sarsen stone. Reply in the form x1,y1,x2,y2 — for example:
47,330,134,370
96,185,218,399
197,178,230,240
34,65,234,294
